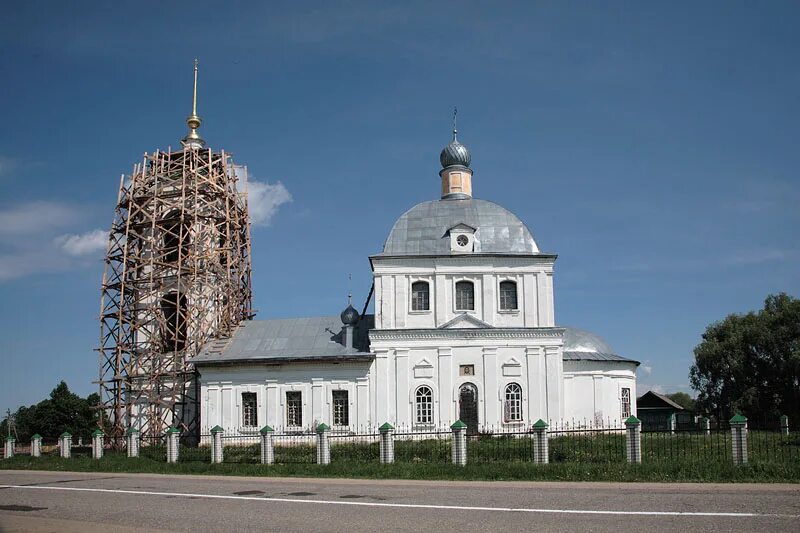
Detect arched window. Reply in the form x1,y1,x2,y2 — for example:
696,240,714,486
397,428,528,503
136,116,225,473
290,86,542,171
499,281,518,310
161,291,187,351
455,280,474,311
411,281,430,311
504,383,522,422
162,210,190,264
415,386,433,425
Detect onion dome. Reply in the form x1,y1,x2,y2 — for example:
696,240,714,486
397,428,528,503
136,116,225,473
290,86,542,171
439,107,471,168
440,134,471,169
340,303,359,325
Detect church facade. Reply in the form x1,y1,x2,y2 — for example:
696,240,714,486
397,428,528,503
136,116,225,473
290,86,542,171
193,127,639,433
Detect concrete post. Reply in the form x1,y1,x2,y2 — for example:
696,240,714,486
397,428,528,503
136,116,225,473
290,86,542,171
379,422,395,464
4,437,14,459
780,415,789,436
259,426,274,465
92,429,104,459
59,432,72,459
31,434,42,458
669,413,676,435
730,414,748,465
702,417,711,436
126,428,140,458
531,419,549,464
625,416,642,463
210,425,224,464
166,428,180,463
316,423,331,465
451,420,467,466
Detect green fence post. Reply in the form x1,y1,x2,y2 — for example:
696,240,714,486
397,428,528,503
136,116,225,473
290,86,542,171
260,426,274,465
729,414,748,465
31,434,42,458
126,428,140,458
210,426,224,464
4,436,14,459
625,416,642,463
379,422,395,464
59,432,72,459
316,423,331,465
92,429,104,459
531,419,549,464
451,420,467,466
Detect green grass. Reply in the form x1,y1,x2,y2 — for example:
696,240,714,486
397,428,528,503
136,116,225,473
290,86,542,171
2,453,798,482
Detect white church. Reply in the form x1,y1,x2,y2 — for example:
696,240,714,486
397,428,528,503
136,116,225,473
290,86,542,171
193,126,639,433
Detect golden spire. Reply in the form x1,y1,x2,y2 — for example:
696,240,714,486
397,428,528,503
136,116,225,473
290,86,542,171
182,59,205,149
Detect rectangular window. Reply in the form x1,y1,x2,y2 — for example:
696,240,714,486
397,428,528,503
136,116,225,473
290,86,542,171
286,391,302,427
621,388,631,420
411,281,430,311
499,281,518,310
241,392,257,427
455,280,474,311
332,390,349,426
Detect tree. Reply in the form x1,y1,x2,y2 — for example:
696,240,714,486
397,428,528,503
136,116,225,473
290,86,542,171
666,392,696,411
0,382,101,441
690,293,800,424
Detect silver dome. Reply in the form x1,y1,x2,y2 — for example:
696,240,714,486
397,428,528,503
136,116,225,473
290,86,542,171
562,327,639,364
379,198,540,256
440,139,471,168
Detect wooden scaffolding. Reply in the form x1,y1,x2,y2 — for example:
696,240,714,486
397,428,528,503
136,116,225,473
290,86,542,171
98,62,253,442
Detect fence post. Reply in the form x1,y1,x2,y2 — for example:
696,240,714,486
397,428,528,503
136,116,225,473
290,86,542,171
379,422,395,464
166,428,180,463
451,420,467,466
31,434,42,458
316,423,331,465
531,419,549,464
780,415,789,436
4,437,14,459
625,416,642,463
729,414,748,465
92,429,104,459
669,413,676,435
126,428,140,458
210,425,224,464
702,417,711,436
259,425,274,465
59,432,71,459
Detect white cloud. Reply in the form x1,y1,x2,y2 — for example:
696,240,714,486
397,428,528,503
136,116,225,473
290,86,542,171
54,229,107,257
639,365,652,376
247,180,292,226
0,201,80,237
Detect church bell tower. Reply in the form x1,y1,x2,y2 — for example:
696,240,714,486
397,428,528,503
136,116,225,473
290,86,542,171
98,60,254,442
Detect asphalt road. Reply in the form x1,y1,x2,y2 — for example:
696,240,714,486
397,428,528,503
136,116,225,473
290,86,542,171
0,470,798,532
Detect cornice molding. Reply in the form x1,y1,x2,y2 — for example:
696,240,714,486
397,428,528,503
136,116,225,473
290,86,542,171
369,327,564,342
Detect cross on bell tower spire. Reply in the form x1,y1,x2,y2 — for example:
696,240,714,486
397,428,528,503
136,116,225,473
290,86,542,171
182,59,206,150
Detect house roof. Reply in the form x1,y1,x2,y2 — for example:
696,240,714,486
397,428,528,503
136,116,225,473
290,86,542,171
636,390,685,410
193,315,374,366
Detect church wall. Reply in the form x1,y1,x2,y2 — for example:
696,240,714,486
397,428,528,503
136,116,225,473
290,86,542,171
197,361,374,432
562,361,637,425
372,256,555,330
369,334,563,429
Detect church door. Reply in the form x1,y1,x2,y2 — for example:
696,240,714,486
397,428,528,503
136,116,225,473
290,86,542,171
458,383,479,435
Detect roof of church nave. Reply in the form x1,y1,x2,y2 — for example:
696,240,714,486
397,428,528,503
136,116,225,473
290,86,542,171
193,315,374,366
562,327,639,365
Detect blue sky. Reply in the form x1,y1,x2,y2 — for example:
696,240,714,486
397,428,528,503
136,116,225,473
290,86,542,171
1,1,798,414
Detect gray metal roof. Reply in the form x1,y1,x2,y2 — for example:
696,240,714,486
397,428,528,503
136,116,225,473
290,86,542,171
193,316,374,365
379,198,540,256
562,326,639,365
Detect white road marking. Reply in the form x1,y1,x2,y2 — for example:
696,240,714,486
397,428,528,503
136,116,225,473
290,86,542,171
0,484,796,518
